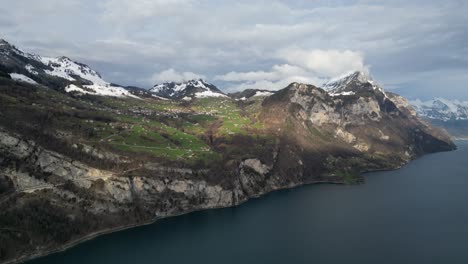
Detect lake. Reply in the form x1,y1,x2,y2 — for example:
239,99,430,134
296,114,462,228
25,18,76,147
29,141,468,264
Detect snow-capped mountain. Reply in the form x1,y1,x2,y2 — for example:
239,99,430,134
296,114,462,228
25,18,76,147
150,79,227,100
410,98,468,121
322,71,386,96
0,39,136,98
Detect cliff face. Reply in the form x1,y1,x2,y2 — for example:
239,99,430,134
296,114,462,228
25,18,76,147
0,72,455,263
0,128,318,263
261,82,454,157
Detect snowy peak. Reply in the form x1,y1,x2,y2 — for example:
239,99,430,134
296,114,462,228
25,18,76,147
38,55,105,85
322,71,385,96
410,98,468,121
323,71,371,90
0,39,136,98
0,39,12,48
150,79,227,100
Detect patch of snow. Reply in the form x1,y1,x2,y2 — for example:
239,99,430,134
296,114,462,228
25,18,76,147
254,91,274,97
9,73,38,84
329,91,355,97
151,94,170,100
65,84,139,98
195,90,228,98
40,56,107,84
25,64,38,75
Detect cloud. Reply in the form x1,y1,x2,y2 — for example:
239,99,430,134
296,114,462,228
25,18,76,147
216,50,367,92
149,68,205,83
277,49,368,77
100,0,193,22
215,64,307,82
223,76,324,93
216,64,327,92
2,0,468,97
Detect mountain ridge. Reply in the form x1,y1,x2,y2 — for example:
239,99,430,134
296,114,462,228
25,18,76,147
0,39,136,98
410,98,468,121
409,97,468,139
149,79,227,100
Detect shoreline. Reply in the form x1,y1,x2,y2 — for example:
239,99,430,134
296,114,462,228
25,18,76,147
2,152,449,264
3,180,346,264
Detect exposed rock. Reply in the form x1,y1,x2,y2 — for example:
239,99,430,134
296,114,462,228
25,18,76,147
241,159,271,175
335,128,357,144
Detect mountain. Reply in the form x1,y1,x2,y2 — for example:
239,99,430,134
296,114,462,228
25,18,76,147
323,71,385,96
150,79,227,100
410,98,468,139
410,98,468,121
0,39,136,98
228,89,274,100
262,78,453,161
0,40,455,264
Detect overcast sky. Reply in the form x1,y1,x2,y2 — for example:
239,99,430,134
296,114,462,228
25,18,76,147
1,0,467,99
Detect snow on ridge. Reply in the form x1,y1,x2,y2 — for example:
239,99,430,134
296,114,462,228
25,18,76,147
151,94,170,100
322,71,371,90
65,84,139,98
25,64,38,75
329,91,356,97
410,98,468,121
4,41,109,87
152,79,211,93
322,70,389,99
151,79,226,99
254,91,274,97
195,90,228,98
9,73,38,84
39,56,107,85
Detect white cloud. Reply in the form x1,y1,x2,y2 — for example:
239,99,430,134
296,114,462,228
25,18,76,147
224,75,324,93
215,64,307,82
277,48,368,77
217,64,327,92
150,68,205,83
216,49,367,92
100,0,193,23
2,1,467,96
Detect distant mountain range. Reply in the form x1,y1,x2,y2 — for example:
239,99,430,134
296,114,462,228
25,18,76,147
409,98,468,139
410,98,468,121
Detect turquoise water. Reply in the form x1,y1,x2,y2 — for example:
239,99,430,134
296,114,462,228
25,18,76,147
30,141,468,264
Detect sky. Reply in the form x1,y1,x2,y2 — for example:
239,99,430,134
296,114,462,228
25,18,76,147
1,0,467,100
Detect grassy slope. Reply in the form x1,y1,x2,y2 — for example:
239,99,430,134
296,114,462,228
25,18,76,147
0,78,270,169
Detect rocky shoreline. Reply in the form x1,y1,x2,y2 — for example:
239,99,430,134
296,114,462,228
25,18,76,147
3,179,346,264
4,159,426,264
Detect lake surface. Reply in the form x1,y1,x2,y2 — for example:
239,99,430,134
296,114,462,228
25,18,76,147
30,141,468,264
